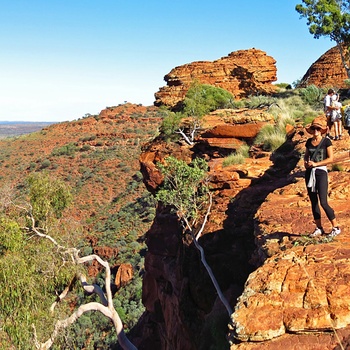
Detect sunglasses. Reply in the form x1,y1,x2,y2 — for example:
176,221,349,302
310,126,321,131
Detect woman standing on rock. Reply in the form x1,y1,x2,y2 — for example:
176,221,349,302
304,116,341,238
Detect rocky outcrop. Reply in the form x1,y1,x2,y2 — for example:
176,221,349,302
115,263,133,289
298,45,348,88
140,108,275,193
154,49,277,109
198,108,274,149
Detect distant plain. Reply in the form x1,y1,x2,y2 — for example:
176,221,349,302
0,122,53,138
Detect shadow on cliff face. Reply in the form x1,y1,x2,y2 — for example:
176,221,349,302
193,137,302,348
227,142,300,244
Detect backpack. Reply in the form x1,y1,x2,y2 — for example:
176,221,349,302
342,105,350,128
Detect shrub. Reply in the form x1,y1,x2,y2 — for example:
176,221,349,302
80,135,96,142
41,159,51,169
222,144,250,167
156,156,209,220
298,85,325,109
0,176,75,349
80,144,91,152
331,163,344,171
275,83,292,89
160,82,235,144
303,112,319,126
159,108,183,141
245,95,277,109
182,81,234,117
254,124,286,151
26,172,73,227
51,143,78,157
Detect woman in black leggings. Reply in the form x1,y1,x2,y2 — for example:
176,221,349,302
304,116,340,238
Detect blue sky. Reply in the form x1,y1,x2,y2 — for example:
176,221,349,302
0,0,333,122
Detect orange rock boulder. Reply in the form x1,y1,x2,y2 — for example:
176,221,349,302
154,48,278,109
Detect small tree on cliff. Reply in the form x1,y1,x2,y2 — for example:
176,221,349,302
160,81,234,145
156,156,233,316
296,0,350,78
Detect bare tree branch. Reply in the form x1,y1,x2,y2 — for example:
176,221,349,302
182,193,233,316
33,250,138,350
195,192,212,241
189,121,201,142
50,277,76,313
175,128,194,145
79,273,108,306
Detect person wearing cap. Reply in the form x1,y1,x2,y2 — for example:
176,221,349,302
304,116,341,238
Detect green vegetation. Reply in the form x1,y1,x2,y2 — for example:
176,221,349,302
275,82,292,90
159,108,183,142
298,84,326,108
40,158,51,169
0,74,348,348
0,169,154,349
254,124,288,152
296,0,350,78
293,234,335,246
26,172,73,228
245,95,277,109
222,144,250,166
156,155,233,324
182,80,234,116
158,80,328,155
156,156,209,221
0,175,77,349
51,142,78,157
160,81,234,144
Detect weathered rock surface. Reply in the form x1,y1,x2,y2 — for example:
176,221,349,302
229,130,350,349
298,45,348,88
154,49,277,109
140,108,275,192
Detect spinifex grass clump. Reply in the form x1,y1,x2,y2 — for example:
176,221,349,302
223,144,250,166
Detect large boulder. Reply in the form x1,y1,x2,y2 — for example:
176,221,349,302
154,48,277,109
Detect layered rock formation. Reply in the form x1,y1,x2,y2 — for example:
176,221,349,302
298,45,348,88
137,108,350,349
154,49,277,109
229,131,350,349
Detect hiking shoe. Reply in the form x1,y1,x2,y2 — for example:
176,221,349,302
309,227,325,237
328,227,341,238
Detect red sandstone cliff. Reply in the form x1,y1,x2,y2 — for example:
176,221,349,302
137,109,350,350
154,48,278,109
